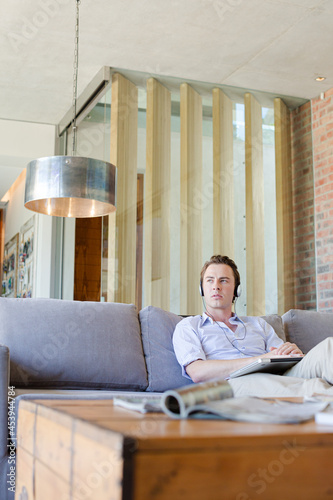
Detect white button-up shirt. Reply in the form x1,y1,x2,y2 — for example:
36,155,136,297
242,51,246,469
173,313,284,379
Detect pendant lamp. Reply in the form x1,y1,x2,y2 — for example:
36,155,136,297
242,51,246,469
24,0,116,218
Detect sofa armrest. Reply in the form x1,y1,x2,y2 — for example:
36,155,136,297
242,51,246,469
0,345,10,495
0,345,10,442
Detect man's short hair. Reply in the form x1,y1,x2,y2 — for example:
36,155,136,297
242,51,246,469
200,255,241,298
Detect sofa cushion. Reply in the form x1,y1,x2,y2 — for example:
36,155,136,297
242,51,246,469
139,306,193,392
0,298,148,391
282,309,333,354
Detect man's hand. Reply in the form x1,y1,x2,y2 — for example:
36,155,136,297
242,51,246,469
185,342,304,383
266,342,303,357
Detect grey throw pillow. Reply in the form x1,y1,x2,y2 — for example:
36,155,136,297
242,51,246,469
282,309,333,353
139,306,193,392
260,314,286,342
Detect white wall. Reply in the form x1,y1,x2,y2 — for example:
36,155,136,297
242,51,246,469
1,119,56,298
2,170,32,242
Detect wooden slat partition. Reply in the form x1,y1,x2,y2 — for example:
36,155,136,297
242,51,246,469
274,97,295,314
144,78,171,309
212,88,234,257
245,93,265,315
180,83,202,315
108,73,138,304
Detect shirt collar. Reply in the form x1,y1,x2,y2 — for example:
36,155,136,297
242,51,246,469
201,311,241,326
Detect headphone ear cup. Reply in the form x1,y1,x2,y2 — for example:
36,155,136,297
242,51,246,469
236,284,242,298
199,282,204,297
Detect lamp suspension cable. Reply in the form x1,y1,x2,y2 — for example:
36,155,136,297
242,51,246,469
24,0,116,218
72,0,80,157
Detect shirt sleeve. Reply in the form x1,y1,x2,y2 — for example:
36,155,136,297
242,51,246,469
172,317,206,379
260,318,284,351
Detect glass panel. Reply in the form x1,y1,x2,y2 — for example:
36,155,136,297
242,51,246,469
262,107,277,313
170,94,181,314
66,84,111,161
233,102,246,315
202,95,214,264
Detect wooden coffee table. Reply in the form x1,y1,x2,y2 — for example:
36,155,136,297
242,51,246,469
15,398,333,500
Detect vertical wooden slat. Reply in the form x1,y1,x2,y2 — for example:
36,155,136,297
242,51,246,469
144,78,171,309
180,83,202,315
274,97,295,314
108,73,138,304
212,89,234,257
245,93,265,315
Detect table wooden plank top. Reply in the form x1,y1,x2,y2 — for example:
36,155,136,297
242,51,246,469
18,398,333,452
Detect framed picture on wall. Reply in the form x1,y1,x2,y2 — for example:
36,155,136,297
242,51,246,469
17,216,36,298
1,233,19,298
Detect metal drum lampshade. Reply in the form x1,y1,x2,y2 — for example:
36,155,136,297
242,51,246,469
24,1,116,218
24,155,116,218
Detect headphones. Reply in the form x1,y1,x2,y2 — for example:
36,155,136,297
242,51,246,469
199,272,246,356
199,281,242,300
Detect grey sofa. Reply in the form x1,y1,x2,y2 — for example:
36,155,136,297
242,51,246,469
0,298,332,500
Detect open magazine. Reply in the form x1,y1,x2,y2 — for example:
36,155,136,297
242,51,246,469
113,379,328,424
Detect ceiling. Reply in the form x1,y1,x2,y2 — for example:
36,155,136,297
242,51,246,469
1,0,332,197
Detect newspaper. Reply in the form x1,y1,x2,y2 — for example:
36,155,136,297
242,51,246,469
114,379,232,414
114,379,328,424
113,393,163,413
161,381,328,423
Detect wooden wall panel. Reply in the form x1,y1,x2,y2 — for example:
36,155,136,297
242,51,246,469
108,73,138,304
275,97,295,314
245,93,265,315
180,83,202,315
144,78,171,309
74,217,101,302
212,89,234,257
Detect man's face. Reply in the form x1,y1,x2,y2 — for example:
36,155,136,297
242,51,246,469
202,263,235,312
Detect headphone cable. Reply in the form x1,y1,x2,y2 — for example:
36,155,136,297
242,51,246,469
201,296,248,355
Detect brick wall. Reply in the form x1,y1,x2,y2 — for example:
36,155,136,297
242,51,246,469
311,89,333,312
291,101,317,310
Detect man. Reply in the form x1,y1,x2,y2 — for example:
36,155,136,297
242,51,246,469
173,255,333,387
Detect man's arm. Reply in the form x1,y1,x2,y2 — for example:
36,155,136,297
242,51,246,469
186,342,303,383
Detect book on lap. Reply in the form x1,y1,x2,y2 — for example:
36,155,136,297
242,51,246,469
228,357,302,379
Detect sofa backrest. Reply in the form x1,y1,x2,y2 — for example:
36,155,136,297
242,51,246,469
282,309,333,354
0,298,148,391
